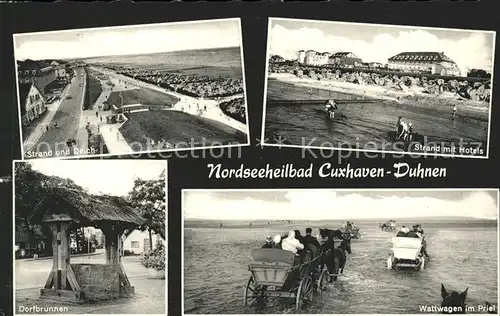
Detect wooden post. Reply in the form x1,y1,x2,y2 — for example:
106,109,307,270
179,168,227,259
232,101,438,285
60,222,70,290
40,215,83,303
102,224,134,296
50,223,60,290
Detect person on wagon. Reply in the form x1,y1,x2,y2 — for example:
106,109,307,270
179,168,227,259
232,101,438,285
281,230,304,255
261,236,274,249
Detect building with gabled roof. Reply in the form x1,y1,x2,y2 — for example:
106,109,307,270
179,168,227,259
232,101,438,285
328,52,363,66
387,51,460,76
17,59,57,92
18,82,46,126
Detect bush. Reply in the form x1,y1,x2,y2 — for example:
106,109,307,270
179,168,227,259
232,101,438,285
140,240,165,271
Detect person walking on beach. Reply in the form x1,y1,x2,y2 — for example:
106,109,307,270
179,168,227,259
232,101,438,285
407,122,414,142
398,120,408,141
396,116,403,137
452,105,457,120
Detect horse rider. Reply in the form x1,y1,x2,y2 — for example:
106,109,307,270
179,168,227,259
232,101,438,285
281,230,305,264
325,100,338,119
261,236,274,249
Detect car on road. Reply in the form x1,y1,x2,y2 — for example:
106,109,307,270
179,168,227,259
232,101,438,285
66,95,72,99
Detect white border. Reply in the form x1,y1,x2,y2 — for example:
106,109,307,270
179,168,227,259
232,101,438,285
260,17,497,159
12,159,168,316
13,18,250,161
181,188,499,315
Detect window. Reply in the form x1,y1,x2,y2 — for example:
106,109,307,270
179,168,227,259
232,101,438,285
131,241,139,248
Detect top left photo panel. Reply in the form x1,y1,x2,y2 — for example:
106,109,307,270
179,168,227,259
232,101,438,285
14,18,249,160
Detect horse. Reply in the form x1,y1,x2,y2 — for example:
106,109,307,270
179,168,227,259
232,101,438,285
441,284,468,314
319,228,344,240
319,233,352,282
485,302,497,314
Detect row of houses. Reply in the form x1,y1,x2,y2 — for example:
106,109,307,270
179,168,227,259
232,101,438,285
15,226,163,259
16,59,73,126
296,50,461,76
297,50,363,67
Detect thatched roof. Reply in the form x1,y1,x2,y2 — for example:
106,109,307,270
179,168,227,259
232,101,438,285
29,186,145,227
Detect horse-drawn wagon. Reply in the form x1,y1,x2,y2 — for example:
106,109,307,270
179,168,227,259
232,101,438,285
342,227,361,239
380,220,397,232
387,236,426,271
244,248,329,310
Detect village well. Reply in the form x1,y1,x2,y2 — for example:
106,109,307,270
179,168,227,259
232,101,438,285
28,186,145,303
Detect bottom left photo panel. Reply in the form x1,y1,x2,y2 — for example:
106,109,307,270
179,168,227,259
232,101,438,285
13,159,167,316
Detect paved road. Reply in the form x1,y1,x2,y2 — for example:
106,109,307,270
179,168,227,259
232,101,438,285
27,67,86,159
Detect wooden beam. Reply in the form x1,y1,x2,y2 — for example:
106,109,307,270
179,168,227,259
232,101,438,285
118,263,131,287
43,271,54,289
40,288,84,303
50,223,60,290
60,222,69,290
66,265,81,292
42,213,75,223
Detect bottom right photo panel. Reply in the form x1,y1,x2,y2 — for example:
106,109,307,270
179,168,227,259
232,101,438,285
182,189,498,314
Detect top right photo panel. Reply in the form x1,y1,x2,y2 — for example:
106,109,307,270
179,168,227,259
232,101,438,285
262,18,495,158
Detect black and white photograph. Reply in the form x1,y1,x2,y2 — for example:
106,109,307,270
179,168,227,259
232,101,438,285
13,160,166,315
182,189,498,314
262,18,495,158
14,18,249,160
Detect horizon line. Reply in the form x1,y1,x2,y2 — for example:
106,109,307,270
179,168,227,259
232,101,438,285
15,45,240,62
185,216,499,221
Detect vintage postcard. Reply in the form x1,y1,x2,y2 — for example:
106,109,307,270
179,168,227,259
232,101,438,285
182,189,498,314
13,160,167,315
14,18,249,159
262,18,495,158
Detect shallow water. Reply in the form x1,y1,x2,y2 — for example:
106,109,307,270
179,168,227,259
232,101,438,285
184,222,498,314
264,81,487,156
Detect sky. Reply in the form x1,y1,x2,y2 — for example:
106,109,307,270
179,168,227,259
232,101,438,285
183,190,499,220
268,18,496,71
27,160,166,196
14,18,241,60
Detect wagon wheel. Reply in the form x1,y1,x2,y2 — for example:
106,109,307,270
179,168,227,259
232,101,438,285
244,276,264,307
315,268,329,294
295,275,313,311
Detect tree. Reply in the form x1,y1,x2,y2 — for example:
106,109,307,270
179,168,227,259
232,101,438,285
15,162,87,255
128,170,166,250
467,68,491,79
